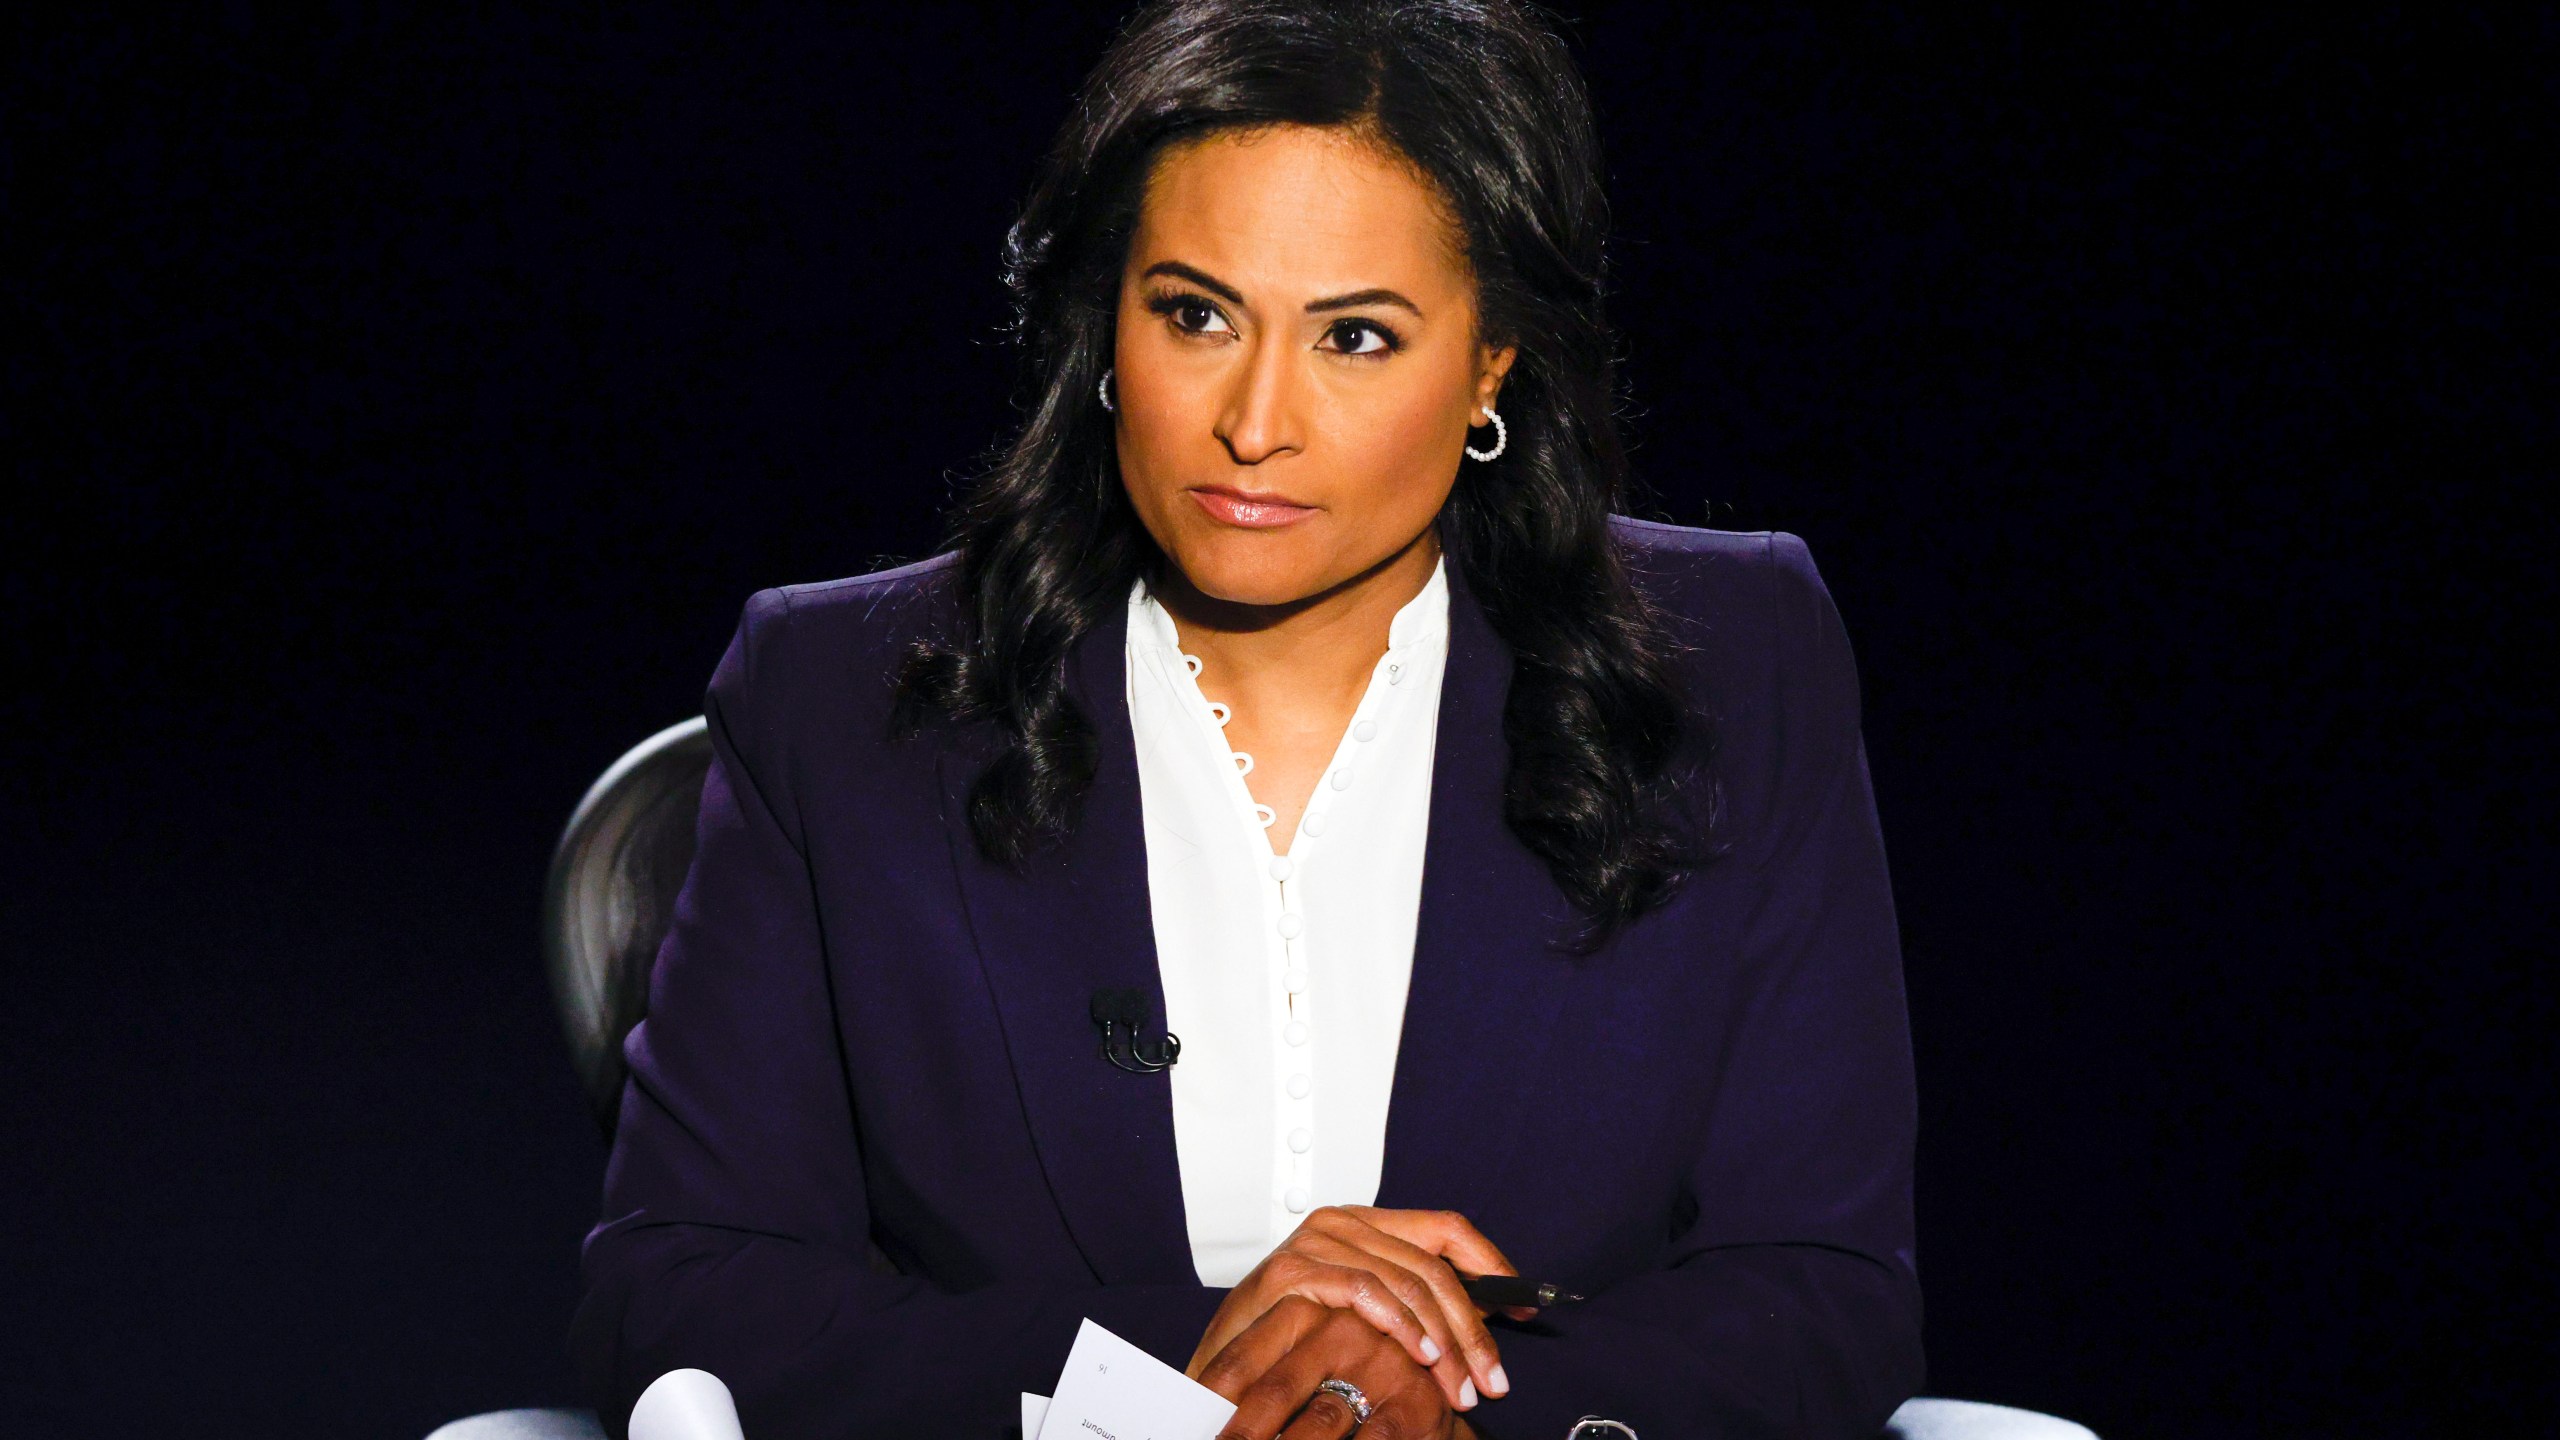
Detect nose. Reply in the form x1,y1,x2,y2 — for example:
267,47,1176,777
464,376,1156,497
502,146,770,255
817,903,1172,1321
1214,329,1304,466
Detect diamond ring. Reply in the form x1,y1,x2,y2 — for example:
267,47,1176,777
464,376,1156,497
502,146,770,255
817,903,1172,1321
1314,1377,1373,1426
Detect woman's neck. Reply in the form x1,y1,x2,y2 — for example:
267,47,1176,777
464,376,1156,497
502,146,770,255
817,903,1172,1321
1150,527,1441,729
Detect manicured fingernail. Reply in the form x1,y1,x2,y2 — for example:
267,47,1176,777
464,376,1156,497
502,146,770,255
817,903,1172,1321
1421,1336,1443,1363
1487,1364,1510,1397
1459,1377,1478,1409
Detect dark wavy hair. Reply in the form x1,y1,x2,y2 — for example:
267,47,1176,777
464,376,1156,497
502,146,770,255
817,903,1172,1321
898,0,1710,946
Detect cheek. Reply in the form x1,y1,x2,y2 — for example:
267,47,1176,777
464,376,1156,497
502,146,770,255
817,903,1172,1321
1323,380,1466,520
1109,328,1208,504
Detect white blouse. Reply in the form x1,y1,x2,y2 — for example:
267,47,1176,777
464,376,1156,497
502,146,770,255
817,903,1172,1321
1123,557,1451,1287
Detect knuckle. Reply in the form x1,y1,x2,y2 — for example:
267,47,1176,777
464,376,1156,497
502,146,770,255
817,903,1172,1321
1438,1271,1482,1310
1273,1293,1322,1322
1371,1396,1443,1440
1295,1389,1356,1425
1244,1303,1291,1341
1241,1370,1308,1415
1322,1305,1372,1338
1197,1349,1250,1390
1341,1263,1389,1300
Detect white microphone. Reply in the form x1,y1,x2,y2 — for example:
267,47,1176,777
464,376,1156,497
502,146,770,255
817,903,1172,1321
629,1368,745,1440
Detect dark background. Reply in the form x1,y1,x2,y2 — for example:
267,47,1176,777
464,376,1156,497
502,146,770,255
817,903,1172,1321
6,5,2549,1437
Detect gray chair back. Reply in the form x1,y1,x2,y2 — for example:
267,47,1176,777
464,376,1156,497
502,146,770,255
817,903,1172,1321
542,716,713,1134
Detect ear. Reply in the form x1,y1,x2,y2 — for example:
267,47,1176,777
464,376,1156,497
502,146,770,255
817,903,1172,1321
1476,343,1519,417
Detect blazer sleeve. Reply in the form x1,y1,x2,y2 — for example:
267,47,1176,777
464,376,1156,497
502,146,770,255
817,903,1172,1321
1473,535,1925,1440
568,589,1224,1439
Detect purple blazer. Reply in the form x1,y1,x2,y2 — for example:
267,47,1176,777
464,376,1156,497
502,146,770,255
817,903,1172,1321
571,519,1923,1439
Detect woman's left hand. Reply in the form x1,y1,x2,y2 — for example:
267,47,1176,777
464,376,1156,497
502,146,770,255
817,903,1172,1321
1199,1294,1481,1440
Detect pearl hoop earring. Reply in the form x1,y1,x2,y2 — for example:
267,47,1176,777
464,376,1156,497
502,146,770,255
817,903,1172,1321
1464,405,1507,462
1098,368,1115,413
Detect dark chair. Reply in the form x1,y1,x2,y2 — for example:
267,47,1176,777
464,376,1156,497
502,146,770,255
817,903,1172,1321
429,723,2097,1440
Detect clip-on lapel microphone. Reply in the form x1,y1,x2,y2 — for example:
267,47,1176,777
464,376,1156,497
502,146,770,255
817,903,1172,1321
1090,986,1182,1073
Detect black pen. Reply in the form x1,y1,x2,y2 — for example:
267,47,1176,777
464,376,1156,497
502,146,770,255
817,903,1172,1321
1461,1274,1585,1310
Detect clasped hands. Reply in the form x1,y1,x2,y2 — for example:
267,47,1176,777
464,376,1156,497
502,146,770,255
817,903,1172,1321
1186,1205,1536,1440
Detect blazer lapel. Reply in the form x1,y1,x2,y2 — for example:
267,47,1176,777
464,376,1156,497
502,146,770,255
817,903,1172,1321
1376,557,1585,1210
939,595,1197,1286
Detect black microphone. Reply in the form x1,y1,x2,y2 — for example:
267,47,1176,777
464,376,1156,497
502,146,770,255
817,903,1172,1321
1090,987,1181,1073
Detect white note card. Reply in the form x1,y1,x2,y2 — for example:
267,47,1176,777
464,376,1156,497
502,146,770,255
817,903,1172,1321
1032,1318,1237,1440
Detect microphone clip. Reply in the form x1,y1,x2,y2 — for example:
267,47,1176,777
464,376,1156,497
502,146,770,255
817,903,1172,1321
1090,987,1182,1074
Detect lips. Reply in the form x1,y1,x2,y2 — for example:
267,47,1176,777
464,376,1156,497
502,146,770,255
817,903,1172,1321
1187,485,1318,529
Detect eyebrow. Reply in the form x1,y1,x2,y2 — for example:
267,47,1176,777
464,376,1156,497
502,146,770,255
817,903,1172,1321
1141,261,1425,319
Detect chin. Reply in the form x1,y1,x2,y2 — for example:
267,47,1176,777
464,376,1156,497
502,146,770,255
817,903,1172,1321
1165,533,1337,608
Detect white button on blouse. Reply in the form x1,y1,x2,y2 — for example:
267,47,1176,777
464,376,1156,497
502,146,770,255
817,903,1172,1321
1125,555,1450,1287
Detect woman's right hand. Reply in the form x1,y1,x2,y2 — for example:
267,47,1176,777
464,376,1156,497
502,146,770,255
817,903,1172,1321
1186,1206,1527,1413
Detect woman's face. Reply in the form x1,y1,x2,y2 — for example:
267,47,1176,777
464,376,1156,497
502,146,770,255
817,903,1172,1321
1111,124,1514,608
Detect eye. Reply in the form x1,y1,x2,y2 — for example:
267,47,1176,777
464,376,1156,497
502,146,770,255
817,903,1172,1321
1148,290,1235,338
1320,318,1399,357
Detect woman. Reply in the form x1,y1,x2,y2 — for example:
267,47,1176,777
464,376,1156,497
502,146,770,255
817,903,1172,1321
570,2,1921,1437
